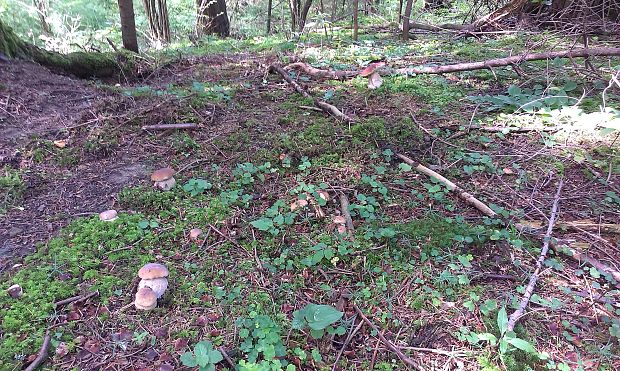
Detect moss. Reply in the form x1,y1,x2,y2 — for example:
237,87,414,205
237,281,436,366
351,117,387,145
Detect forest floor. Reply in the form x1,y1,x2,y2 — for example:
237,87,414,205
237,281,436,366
0,29,619,370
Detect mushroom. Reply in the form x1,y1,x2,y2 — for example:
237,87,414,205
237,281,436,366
358,61,385,90
99,210,118,222
138,278,168,298
7,284,22,298
333,216,346,225
151,168,176,191
135,287,157,310
317,190,330,202
290,199,309,211
189,228,203,241
138,263,169,299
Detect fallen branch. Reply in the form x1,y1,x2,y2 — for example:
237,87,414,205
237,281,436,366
507,179,563,332
396,153,496,217
141,123,198,131
53,290,99,308
408,21,470,32
339,194,355,235
285,62,357,79
219,347,236,369
353,304,424,371
518,219,620,234
558,244,620,283
24,331,51,371
269,64,354,123
285,48,620,79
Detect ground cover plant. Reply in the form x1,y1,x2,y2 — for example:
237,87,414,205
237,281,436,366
1,0,620,370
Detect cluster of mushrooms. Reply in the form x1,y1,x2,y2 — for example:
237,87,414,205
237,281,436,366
135,263,169,310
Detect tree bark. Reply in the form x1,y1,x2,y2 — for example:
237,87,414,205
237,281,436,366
33,0,52,36
196,0,230,37
289,0,313,32
267,0,273,34
142,0,171,44
402,0,413,41
118,0,139,52
352,0,359,40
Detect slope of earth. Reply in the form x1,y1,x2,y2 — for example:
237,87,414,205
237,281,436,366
0,32,619,370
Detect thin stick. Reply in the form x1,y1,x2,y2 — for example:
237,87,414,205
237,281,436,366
142,123,198,131
269,64,354,123
557,244,620,283
339,193,355,235
219,347,236,369
332,317,363,370
53,290,99,308
352,304,424,371
507,179,563,332
396,153,496,217
24,331,51,371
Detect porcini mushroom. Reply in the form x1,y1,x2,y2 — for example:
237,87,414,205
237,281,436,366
138,263,169,299
290,199,309,211
135,287,157,310
99,210,118,222
151,168,176,191
189,228,203,241
359,61,385,90
7,284,22,298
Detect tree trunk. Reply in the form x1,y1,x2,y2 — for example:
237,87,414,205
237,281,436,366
402,0,413,40
289,0,313,32
0,18,131,78
267,0,273,34
33,0,52,36
118,0,139,52
196,0,230,37
352,0,359,40
142,0,171,44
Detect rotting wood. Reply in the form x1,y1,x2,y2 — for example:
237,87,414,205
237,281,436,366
24,331,51,371
141,123,198,131
507,179,563,332
285,47,620,79
339,193,355,235
269,64,354,123
396,153,497,217
353,304,424,370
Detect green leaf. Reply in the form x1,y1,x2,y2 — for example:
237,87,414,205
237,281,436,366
505,337,537,354
208,348,224,364
305,304,344,330
194,342,211,367
251,218,273,231
180,352,198,367
497,307,508,334
476,332,497,346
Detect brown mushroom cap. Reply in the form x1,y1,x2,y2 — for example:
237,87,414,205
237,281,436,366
358,61,386,77
138,263,169,279
135,287,157,310
151,167,175,182
99,209,118,222
189,228,203,241
317,190,330,202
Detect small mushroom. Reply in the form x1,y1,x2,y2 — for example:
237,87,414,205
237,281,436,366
99,210,118,222
138,263,169,299
135,287,157,310
7,284,22,298
290,199,309,211
151,167,176,191
333,216,346,225
138,278,168,298
317,190,330,202
189,228,203,241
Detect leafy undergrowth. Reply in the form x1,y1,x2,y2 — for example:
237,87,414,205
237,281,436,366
2,30,620,371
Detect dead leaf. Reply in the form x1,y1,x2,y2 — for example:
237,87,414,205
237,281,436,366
367,72,383,90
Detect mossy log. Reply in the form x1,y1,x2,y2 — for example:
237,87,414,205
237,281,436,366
1,18,133,78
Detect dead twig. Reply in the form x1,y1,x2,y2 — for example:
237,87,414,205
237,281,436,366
219,347,236,369
24,331,51,371
396,153,496,217
332,316,363,370
507,179,563,332
141,123,198,131
269,64,354,123
352,304,424,371
53,290,99,308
